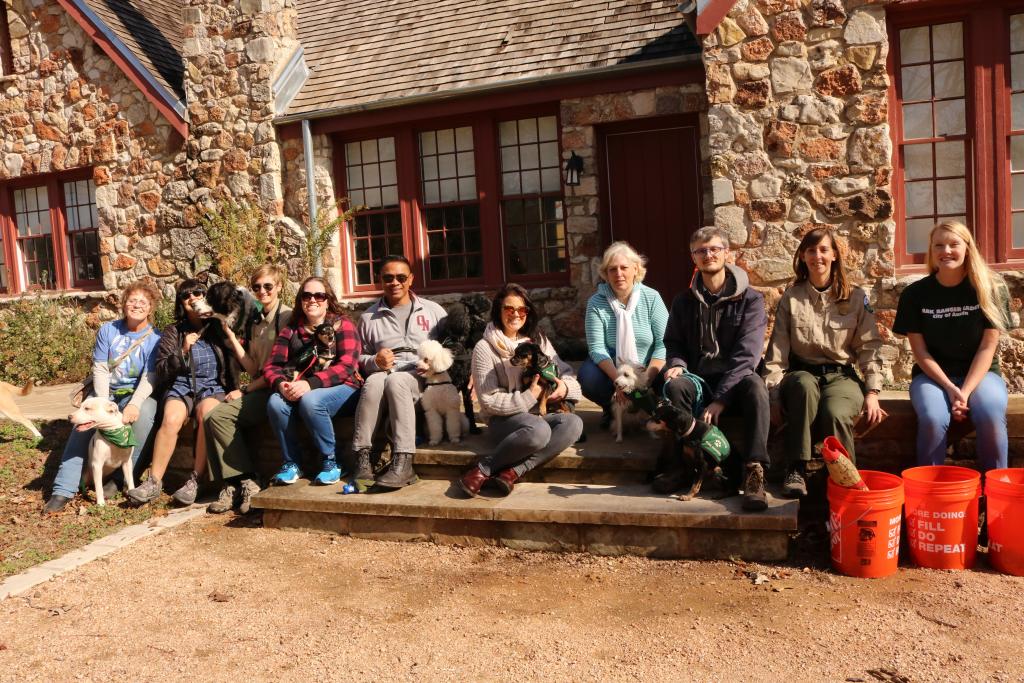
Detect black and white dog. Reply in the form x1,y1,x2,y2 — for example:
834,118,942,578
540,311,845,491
441,294,490,434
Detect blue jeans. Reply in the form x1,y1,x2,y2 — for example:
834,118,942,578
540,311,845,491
51,395,158,498
910,372,1008,471
267,384,360,468
578,359,615,409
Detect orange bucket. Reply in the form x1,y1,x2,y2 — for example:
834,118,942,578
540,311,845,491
903,465,981,570
985,468,1024,576
827,470,904,578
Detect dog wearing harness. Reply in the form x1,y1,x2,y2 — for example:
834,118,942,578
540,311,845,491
417,339,470,445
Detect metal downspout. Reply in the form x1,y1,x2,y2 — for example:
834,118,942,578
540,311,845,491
301,118,322,277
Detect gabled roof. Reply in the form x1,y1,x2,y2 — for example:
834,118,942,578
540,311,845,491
56,0,187,134
285,0,698,118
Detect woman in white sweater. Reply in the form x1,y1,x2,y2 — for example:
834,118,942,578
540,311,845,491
459,283,583,497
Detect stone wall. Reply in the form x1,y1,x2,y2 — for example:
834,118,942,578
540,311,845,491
0,0,186,298
701,0,1024,389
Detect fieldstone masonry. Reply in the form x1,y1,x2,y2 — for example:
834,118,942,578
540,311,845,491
701,0,1024,389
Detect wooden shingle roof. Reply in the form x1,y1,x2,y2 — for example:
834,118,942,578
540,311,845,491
80,0,185,100
287,0,697,117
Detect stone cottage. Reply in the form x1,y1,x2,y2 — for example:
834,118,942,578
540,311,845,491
1,0,1022,385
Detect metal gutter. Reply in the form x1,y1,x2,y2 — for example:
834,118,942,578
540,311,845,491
273,53,702,126
64,0,188,120
301,118,322,277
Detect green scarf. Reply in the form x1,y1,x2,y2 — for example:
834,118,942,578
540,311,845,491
98,424,137,449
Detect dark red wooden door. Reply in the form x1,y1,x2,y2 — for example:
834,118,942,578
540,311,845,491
602,118,702,303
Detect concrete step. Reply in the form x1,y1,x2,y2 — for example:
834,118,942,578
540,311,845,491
253,478,798,561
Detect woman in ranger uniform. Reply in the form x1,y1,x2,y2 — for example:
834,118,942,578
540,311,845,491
764,227,887,498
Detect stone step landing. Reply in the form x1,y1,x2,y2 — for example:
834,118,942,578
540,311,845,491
253,479,798,561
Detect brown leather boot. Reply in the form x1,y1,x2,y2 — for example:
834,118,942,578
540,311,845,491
458,466,489,498
492,468,519,496
375,452,418,489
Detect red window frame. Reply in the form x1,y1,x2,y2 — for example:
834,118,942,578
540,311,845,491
332,106,566,297
0,168,102,294
888,0,1024,269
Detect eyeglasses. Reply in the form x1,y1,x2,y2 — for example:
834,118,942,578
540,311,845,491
381,273,410,284
300,291,328,303
178,288,206,301
691,246,725,258
251,282,276,293
502,305,529,318
125,298,151,307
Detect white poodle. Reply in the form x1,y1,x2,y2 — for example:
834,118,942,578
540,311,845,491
612,361,653,443
417,340,471,446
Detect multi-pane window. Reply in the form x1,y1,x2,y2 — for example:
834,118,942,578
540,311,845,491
896,22,969,254
64,179,101,284
499,116,566,275
1010,13,1024,248
2,174,102,293
419,127,482,282
346,137,402,287
14,186,57,290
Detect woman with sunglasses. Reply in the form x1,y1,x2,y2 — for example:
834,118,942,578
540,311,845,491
264,277,362,486
458,283,583,497
579,241,668,429
205,264,292,513
43,281,162,513
127,279,243,506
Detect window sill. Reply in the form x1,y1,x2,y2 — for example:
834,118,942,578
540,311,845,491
0,288,109,302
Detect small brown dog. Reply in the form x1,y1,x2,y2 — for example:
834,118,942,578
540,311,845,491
510,342,567,416
0,380,42,440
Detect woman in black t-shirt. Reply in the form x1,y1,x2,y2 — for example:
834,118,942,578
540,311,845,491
893,220,1010,471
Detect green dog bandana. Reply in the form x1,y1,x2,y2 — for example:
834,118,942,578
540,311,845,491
98,424,137,449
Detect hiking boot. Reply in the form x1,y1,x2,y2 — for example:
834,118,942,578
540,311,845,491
238,478,261,514
741,462,768,512
126,477,162,505
314,458,343,486
207,484,238,514
352,447,375,493
375,452,418,489
42,494,72,514
492,468,519,496
172,472,199,506
458,466,488,498
652,465,689,494
272,463,302,486
783,469,808,498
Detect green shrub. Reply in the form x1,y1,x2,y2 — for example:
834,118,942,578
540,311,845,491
200,199,281,286
0,296,93,385
152,296,175,332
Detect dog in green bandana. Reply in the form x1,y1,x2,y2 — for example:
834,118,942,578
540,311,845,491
510,342,566,416
69,397,138,506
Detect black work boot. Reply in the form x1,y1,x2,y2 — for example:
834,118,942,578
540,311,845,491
352,447,375,493
374,452,418,489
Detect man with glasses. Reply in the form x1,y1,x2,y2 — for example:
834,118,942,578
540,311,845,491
661,227,771,511
351,255,447,490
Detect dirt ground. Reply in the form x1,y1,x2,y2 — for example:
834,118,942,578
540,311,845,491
1,513,1022,683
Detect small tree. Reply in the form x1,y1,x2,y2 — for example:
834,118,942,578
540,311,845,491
299,197,361,280
199,200,281,285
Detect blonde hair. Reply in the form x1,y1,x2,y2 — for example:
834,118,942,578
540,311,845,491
926,220,1006,331
599,241,647,284
250,263,287,288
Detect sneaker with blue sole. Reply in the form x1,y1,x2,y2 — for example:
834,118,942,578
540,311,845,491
273,463,302,486
313,459,344,486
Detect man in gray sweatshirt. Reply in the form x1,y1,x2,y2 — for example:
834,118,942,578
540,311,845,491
351,256,447,491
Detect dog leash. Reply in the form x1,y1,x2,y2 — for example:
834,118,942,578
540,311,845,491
660,371,711,416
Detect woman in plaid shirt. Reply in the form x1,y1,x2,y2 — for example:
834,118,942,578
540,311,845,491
264,277,362,486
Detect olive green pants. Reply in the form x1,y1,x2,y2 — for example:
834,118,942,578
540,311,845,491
204,388,272,481
779,370,864,465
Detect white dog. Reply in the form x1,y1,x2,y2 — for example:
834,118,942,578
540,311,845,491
0,380,43,440
417,340,470,446
612,362,654,443
68,397,135,506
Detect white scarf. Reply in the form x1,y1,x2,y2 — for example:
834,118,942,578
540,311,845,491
607,285,641,365
483,322,526,390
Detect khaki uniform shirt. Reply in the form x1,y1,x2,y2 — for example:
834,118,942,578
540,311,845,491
764,281,883,392
250,300,291,371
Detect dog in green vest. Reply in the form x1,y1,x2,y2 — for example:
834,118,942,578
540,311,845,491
69,397,138,506
510,342,567,416
611,361,659,443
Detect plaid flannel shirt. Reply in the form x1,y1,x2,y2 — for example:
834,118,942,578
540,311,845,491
263,316,362,391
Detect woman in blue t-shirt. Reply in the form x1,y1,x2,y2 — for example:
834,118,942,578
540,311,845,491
893,220,1011,471
43,281,163,513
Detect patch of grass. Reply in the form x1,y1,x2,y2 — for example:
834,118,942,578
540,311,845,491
0,420,169,579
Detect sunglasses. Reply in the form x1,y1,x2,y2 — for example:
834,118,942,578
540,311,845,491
381,273,410,284
502,305,529,318
251,282,276,293
300,291,328,303
178,288,206,301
